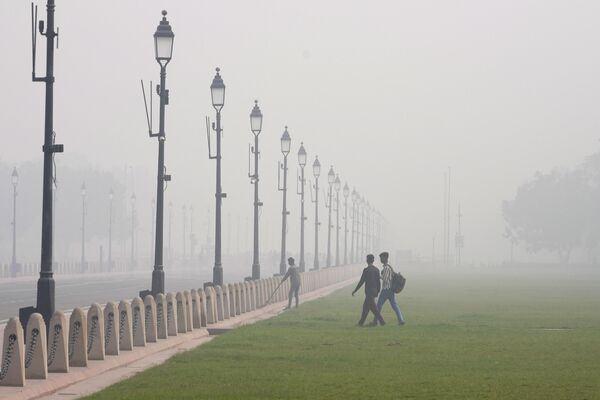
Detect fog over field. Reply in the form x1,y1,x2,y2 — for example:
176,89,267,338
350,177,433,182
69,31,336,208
2,0,600,275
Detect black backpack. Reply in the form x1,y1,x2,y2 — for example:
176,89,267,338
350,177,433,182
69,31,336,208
391,269,406,294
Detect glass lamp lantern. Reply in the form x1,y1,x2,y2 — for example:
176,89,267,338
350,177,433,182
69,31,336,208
210,68,226,111
154,10,174,67
313,157,321,178
328,166,335,185
298,143,307,167
250,100,263,135
281,126,291,155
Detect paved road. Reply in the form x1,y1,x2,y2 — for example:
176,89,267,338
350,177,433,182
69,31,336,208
0,268,248,322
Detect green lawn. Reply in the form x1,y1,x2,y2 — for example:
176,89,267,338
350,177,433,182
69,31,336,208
85,266,600,400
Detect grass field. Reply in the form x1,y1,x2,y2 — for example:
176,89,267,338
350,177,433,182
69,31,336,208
85,266,600,400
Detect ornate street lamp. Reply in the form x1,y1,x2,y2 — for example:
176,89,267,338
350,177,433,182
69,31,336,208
131,192,136,270
80,183,87,272
334,175,341,266
311,157,321,269
10,168,19,277
297,143,307,272
326,166,335,267
108,189,114,271
141,10,175,297
278,127,291,275
249,100,263,279
351,188,357,263
208,67,226,286
343,183,349,265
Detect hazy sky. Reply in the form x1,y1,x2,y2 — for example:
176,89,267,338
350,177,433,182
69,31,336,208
2,0,600,264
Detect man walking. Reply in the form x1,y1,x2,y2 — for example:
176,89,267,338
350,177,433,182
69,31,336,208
373,252,405,325
352,254,385,326
282,257,301,309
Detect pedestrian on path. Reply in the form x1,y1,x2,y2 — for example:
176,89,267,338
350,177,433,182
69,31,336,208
352,254,385,326
282,257,301,309
372,252,405,326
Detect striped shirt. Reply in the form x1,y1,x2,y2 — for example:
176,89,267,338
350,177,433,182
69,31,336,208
381,264,393,290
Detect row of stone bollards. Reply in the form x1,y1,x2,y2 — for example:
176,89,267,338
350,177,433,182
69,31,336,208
0,265,361,387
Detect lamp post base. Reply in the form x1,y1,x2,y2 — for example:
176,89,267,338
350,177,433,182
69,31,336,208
151,267,165,296
252,263,260,280
213,264,223,287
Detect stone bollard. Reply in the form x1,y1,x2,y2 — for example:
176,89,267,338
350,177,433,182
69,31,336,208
68,308,88,367
118,300,133,351
25,313,47,379
190,290,202,329
131,297,146,347
184,291,193,332
176,292,188,334
197,288,208,327
166,293,178,336
155,293,167,339
238,283,246,314
205,287,216,324
47,311,69,373
87,303,105,360
144,295,158,343
104,302,119,356
228,284,237,318
222,286,231,320
0,318,25,386
247,281,255,311
215,286,225,321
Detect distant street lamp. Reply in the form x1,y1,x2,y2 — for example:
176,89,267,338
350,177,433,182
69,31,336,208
182,204,187,263
343,183,349,265
249,100,263,279
209,67,226,286
278,127,291,275
80,183,87,272
142,10,175,296
351,189,357,263
10,168,19,277
131,192,136,270
334,175,341,266
297,143,307,272
311,157,321,269
108,189,114,271
326,166,335,267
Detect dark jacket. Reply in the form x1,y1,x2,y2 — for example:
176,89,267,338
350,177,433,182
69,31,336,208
353,265,381,297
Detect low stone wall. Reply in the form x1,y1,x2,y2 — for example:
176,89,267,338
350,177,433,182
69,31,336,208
0,264,361,388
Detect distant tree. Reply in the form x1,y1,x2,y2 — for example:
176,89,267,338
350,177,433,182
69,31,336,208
503,168,596,264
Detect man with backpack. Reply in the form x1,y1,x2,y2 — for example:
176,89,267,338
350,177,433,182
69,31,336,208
372,252,406,326
352,254,386,327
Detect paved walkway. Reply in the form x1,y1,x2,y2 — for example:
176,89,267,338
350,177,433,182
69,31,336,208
0,278,355,400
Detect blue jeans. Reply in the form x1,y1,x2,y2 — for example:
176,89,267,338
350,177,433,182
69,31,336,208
376,289,405,324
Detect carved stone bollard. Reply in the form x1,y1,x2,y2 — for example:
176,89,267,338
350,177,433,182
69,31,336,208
176,292,188,334
238,283,246,314
0,318,25,386
155,293,168,339
205,287,216,324
131,297,146,347
215,286,225,321
197,288,208,327
25,313,47,379
190,290,202,329
69,308,87,367
166,293,178,336
245,282,254,311
47,311,69,373
144,295,158,343
184,291,193,332
228,284,236,318
222,285,231,319
104,302,119,356
87,303,105,360
118,300,133,351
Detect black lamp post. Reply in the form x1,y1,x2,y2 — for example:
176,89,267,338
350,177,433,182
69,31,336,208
278,127,291,275
249,100,263,279
343,183,349,265
108,189,113,271
312,157,321,269
182,204,187,263
334,175,341,266
80,183,87,272
131,192,136,270
326,166,335,267
168,201,173,266
10,168,19,277
142,10,174,297
297,143,307,272
209,67,226,286
151,198,155,260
